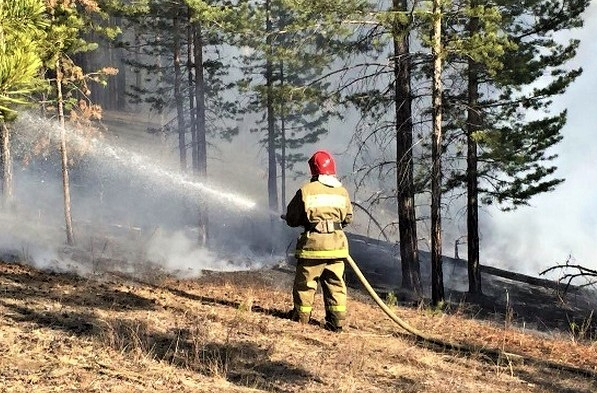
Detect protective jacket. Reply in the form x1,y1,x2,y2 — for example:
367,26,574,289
285,176,353,259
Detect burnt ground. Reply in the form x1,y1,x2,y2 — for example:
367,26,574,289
345,233,597,339
3,227,595,339
2,225,595,339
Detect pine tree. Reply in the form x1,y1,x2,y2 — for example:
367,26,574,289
238,0,364,212
343,1,509,298
41,0,118,245
114,0,242,162
480,0,588,207
0,0,47,207
392,0,421,294
342,2,427,295
430,0,445,306
442,0,589,294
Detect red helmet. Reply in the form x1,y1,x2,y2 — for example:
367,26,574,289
308,150,336,176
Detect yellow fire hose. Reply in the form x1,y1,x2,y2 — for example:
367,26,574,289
346,255,469,348
345,255,597,378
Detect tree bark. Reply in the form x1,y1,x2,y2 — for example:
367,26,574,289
56,58,75,246
280,61,287,208
187,14,198,173
0,121,13,208
265,0,278,214
173,15,187,172
194,21,208,247
466,6,482,295
430,0,444,305
393,0,421,294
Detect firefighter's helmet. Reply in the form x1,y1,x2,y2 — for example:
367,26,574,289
308,150,336,176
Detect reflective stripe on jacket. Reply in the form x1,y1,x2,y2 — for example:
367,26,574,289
285,177,353,259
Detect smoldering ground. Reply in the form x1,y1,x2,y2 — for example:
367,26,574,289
0,113,293,278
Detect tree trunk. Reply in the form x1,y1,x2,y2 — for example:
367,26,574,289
0,121,13,208
430,0,444,306
173,15,187,172
466,8,482,295
188,14,198,173
265,0,278,214
134,29,142,101
280,61,286,208
194,21,208,247
56,58,75,246
393,0,421,294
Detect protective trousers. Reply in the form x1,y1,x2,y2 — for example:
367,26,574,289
293,258,347,329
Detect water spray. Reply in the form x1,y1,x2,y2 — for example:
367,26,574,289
15,113,258,212
6,114,290,274
91,140,258,211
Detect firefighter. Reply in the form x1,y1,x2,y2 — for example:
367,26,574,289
282,150,353,332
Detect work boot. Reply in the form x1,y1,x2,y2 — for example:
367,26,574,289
285,309,310,324
324,313,344,332
296,311,310,324
282,309,296,320
323,321,342,333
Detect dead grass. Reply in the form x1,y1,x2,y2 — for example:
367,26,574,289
1,260,596,393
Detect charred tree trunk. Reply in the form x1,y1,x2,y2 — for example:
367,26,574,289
56,58,75,246
466,10,482,295
280,61,286,208
193,22,208,247
173,15,187,172
0,121,13,208
430,0,444,306
265,0,278,214
188,14,198,172
393,0,421,294
194,24,207,177
134,30,142,101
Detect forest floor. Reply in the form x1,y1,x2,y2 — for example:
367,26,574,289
1,256,597,392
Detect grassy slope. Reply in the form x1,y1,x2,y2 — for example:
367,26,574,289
1,260,596,393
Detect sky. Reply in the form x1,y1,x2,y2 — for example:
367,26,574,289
481,2,597,277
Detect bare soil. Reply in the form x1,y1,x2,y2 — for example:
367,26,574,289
1,259,597,393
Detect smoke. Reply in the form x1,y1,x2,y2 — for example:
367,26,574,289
479,5,597,277
144,228,282,276
0,113,290,278
0,211,62,267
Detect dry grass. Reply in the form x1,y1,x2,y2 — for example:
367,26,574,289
1,260,596,393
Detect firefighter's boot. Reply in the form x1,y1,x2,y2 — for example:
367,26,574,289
286,308,310,324
296,310,311,324
323,320,343,333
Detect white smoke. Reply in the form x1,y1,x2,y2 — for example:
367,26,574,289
144,228,283,277
0,113,289,277
480,4,597,277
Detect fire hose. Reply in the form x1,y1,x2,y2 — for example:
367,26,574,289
345,254,597,378
346,255,469,348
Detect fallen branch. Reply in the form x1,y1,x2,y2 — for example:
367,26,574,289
539,258,597,294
